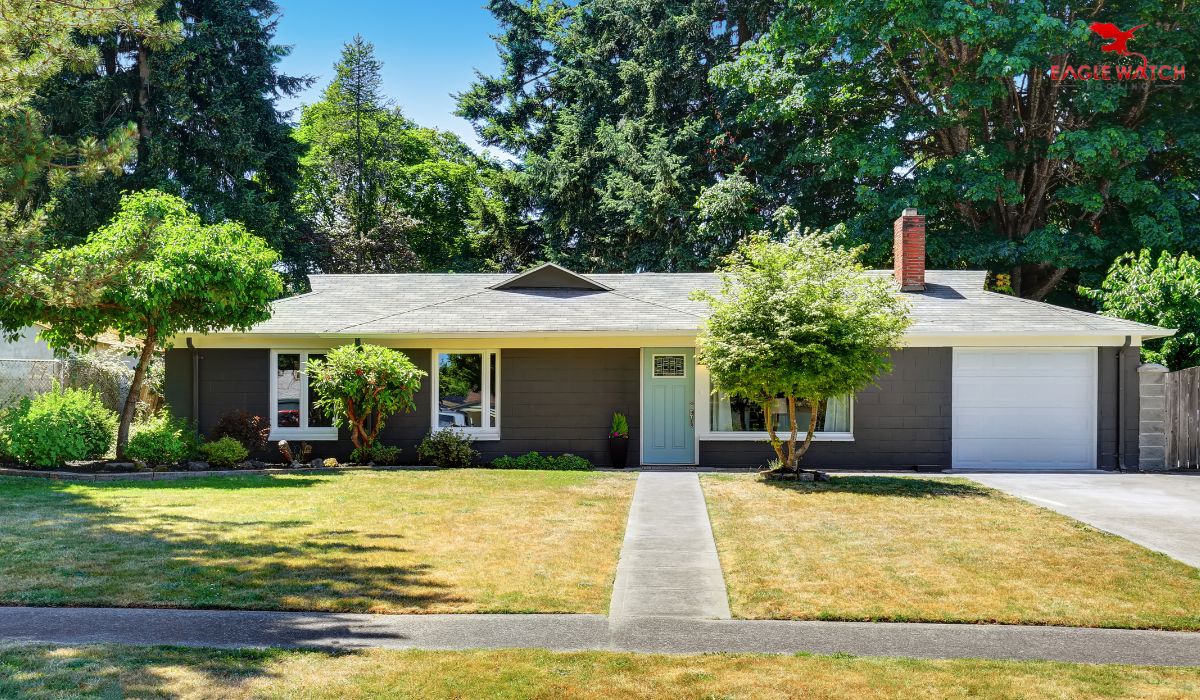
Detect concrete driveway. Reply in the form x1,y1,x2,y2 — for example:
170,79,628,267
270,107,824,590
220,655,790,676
964,472,1200,568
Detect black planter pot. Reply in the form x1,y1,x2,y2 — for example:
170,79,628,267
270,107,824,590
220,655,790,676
608,436,629,468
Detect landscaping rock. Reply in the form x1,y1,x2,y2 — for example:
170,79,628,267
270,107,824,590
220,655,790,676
246,460,269,470
107,461,135,470
186,461,210,471
310,458,324,469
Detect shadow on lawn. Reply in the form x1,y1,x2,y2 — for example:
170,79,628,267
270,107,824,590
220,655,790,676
0,478,464,613
762,474,994,499
0,645,352,699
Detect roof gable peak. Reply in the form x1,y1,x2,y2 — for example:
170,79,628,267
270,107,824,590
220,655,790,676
490,262,612,291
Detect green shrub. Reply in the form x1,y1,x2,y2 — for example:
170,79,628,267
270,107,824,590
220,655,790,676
0,409,13,463
4,384,118,467
491,451,593,471
349,443,403,465
610,412,629,438
210,409,270,451
124,412,197,465
416,429,478,468
201,436,249,468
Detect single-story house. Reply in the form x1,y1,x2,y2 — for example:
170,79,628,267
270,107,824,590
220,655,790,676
165,210,1173,470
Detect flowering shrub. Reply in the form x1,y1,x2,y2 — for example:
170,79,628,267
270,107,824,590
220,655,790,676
307,345,426,451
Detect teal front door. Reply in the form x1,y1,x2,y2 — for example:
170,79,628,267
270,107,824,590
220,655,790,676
642,348,696,464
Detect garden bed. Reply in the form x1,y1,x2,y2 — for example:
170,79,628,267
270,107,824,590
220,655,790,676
0,463,434,482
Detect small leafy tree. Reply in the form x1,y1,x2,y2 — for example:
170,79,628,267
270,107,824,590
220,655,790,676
694,231,910,472
307,344,426,451
1081,250,1200,370
1,190,283,457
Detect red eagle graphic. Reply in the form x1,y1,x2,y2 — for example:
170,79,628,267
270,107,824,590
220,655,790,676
1088,22,1147,56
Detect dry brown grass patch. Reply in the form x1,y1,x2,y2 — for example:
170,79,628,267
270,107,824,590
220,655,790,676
702,474,1200,629
0,469,635,613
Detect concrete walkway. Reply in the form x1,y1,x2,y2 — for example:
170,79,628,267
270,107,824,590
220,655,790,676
1,607,1198,666
608,472,731,619
965,472,1200,568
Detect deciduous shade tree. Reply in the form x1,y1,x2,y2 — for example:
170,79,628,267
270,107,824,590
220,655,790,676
718,0,1199,300
694,231,909,471
297,36,513,273
306,344,426,452
1081,250,1200,371
1,190,283,457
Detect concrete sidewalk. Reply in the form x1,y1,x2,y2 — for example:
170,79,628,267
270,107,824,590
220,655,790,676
1,607,1198,666
608,472,731,619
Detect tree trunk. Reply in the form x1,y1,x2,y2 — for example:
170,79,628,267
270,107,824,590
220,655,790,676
794,399,821,465
785,395,799,470
116,327,157,459
762,398,786,465
135,43,151,166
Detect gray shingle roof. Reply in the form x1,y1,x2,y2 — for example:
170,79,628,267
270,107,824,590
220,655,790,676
237,270,1171,338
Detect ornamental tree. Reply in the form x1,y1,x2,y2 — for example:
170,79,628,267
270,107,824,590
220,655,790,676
1081,250,1200,370
1,190,283,457
694,231,910,472
306,344,426,451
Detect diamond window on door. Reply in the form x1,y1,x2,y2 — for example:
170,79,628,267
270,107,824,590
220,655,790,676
653,355,686,378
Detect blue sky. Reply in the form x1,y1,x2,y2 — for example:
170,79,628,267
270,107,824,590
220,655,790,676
272,1,503,152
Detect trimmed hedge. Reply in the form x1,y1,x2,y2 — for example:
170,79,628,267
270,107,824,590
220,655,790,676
491,451,593,471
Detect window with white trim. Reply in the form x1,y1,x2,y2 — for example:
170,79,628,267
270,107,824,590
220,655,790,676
431,350,500,439
270,350,336,440
696,366,853,441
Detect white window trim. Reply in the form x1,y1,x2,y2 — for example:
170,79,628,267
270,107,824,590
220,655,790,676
694,365,854,442
430,349,501,441
269,349,338,441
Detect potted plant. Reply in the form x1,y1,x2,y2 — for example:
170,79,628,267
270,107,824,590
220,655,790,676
608,412,630,468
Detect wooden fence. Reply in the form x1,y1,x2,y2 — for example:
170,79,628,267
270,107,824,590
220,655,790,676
1166,365,1200,469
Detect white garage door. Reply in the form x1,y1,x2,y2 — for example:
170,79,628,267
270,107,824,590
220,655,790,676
953,348,1097,470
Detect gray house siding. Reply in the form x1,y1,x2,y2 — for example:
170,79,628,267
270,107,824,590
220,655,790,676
164,343,1134,469
698,348,952,469
1097,345,1141,470
474,349,640,467
165,347,638,466
164,347,430,461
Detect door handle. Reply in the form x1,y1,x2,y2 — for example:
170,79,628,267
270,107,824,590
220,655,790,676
689,402,695,427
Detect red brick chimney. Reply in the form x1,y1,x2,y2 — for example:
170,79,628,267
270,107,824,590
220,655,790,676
893,208,925,291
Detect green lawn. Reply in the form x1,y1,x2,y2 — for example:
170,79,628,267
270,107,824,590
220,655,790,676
3,645,1199,699
702,474,1200,630
0,470,635,614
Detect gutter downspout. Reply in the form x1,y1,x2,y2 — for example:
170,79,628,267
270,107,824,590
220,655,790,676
186,337,199,425
1117,336,1130,471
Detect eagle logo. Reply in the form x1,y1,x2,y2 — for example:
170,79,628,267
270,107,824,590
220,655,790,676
1088,22,1147,56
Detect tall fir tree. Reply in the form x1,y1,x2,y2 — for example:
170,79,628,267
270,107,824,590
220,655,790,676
457,0,801,272
296,36,514,273
33,0,314,286
0,0,176,305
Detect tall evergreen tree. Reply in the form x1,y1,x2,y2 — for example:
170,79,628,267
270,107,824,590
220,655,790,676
0,0,175,304
457,0,794,272
297,36,513,273
33,0,314,285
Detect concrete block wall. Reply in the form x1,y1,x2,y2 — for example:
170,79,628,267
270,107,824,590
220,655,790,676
1138,363,1168,471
